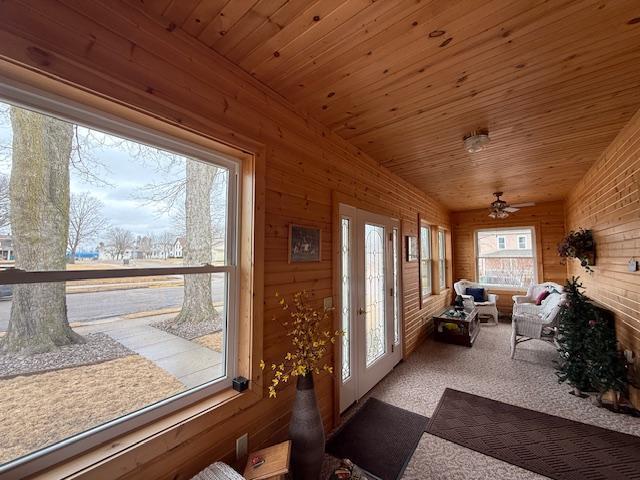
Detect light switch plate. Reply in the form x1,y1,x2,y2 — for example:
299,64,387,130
629,259,639,272
624,349,634,363
236,433,248,460
324,296,333,311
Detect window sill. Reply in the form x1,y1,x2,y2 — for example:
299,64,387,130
23,386,262,479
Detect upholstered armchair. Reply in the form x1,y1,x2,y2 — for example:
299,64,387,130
510,291,566,359
512,282,564,318
453,279,499,325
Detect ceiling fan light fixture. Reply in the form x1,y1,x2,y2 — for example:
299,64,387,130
488,209,509,219
463,129,490,153
488,192,512,219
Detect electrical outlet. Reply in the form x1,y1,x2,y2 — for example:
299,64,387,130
323,296,333,311
236,433,248,460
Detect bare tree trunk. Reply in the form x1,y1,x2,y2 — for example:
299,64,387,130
1,107,83,354
174,159,218,327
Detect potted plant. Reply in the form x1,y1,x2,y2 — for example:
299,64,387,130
557,228,596,272
555,278,594,397
584,306,627,410
261,291,340,480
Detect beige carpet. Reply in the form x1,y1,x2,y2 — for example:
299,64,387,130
325,322,640,479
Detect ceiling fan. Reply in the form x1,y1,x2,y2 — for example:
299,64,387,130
488,192,535,219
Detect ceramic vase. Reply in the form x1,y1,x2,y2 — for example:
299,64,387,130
288,373,324,480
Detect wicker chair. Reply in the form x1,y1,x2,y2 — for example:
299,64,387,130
512,282,564,318
453,279,499,325
510,291,566,359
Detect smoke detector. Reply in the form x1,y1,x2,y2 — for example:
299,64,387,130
463,129,490,153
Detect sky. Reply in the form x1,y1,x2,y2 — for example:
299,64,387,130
0,100,227,251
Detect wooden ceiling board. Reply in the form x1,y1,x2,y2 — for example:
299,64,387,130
334,23,638,142
181,0,229,37
237,0,347,71
255,0,427,86
310,0,626,128
197,0,260,46
210,0,289,54
280,0,512,103
222,0,312,63
357,65,640,160
130,0,640,211
247,0,379,80
162,0,202,27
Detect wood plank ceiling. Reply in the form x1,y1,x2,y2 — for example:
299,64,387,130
129,0,640,211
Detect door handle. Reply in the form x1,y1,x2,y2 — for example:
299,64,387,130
358,308,367,315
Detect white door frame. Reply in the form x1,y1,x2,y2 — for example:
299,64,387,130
338,204,402,412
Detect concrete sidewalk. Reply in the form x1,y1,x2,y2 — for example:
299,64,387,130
83,317,223,389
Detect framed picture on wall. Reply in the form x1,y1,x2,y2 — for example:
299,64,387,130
406,235,418,262
289,224,321,263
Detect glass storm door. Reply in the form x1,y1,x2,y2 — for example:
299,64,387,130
339,205,401,412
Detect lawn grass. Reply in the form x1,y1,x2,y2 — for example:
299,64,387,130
0,355,183,465
193,331,223,352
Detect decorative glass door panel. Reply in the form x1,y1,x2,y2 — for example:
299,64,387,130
339,205,402,412
364,224,386,366
340,217,352,382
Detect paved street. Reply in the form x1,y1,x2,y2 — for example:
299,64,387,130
0,282,224,331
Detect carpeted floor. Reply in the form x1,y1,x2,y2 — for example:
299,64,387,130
324,322,640,480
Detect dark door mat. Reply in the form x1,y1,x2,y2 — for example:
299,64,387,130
426,388,640,480
326,397,428,480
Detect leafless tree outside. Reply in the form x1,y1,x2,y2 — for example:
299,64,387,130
106,227,134,260
68,192,107,263
0,173,10,230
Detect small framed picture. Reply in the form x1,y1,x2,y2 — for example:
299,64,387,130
289,224,321,263
406,235,418,262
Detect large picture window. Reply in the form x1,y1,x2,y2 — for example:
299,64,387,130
476,228,536,289
0,96,240,469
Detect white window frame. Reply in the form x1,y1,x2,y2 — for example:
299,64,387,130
438,229,446,290
420,224,432,301
497,235,506,250
0,80,243,475
517,235,527,249
475,227,537,290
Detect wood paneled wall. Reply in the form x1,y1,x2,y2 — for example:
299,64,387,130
451,202,566,314
0,1,449,478
565,109,640,354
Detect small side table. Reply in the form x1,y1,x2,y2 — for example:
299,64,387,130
243,440,291,480
433,308,480,347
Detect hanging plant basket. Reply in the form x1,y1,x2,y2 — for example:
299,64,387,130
557,228,596,272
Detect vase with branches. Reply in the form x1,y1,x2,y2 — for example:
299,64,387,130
261,290,340,480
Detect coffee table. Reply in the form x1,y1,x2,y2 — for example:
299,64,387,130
433,308,480,347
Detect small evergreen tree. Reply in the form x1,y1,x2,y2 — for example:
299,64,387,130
555,277,593,394
585,307,627,409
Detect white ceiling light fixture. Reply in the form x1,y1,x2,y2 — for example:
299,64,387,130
488,192,535,219
463,129,490,153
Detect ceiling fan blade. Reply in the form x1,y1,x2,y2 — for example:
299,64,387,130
510,202,535,208
504,207,520,213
